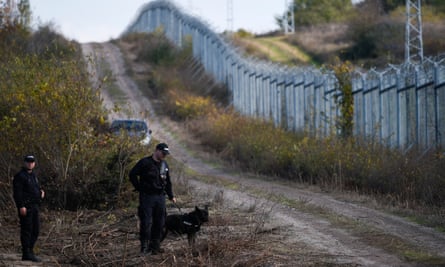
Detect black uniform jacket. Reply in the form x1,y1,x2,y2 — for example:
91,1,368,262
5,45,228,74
129,155,174,200
13,168,42,209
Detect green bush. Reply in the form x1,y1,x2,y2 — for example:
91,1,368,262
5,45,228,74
343,15,404,66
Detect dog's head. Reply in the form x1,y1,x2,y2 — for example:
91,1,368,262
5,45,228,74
193,205,209,223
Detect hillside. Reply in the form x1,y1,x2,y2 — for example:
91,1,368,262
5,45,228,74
232,18,444,69
230,23,351,67
232,35,312,66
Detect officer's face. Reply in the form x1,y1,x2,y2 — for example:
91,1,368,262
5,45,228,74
159,150,168,159
154,149,168,161
25,161,35,170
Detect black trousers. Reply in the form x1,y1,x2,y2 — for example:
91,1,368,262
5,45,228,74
138,193,166,242
18,205,40,250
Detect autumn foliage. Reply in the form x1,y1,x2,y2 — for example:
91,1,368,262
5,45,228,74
0,9,142,210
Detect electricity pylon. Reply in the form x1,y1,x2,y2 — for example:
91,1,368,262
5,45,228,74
1,0,18,25
227,0,233,32
405,0,424,63
284,0,295,34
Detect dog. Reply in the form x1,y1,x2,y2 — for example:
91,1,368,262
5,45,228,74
161,205,209,246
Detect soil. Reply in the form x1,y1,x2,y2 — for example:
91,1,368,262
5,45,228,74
1,41,445,266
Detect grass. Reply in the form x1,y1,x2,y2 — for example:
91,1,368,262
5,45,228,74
255,36,312,64
393,208,445,234
231,35,312,66
166,127,445,265
189,168,445,265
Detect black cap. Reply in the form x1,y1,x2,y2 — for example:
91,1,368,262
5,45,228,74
24,155,35,162
156,143,170,154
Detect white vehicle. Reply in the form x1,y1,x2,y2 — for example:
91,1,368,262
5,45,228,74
110,119,152,145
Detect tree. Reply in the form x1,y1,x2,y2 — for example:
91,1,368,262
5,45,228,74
0,0,32,57
17,0,30,28
0,3,126,209
0,0,31,28
283,0,354,27
0,27,111,208
359,0,445,14
381,0,405,13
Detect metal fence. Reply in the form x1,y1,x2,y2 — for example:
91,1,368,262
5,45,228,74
123,0,445,151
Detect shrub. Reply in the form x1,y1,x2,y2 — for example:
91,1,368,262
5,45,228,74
0,26,125,210
166,80,445,207
330,59,354,139
168,91,217,120
122,30,176,65
234,29,253,38
28,24,78,59
120,27,445,210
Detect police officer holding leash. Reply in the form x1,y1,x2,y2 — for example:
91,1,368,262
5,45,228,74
129,143,176,255
13,155,45,262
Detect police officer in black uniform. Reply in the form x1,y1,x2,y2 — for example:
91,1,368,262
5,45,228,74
13,155,45,262
129,143,176,255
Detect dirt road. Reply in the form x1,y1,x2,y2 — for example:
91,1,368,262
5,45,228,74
81,42,445,267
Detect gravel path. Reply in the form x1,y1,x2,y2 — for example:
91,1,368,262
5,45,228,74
81,41,445,267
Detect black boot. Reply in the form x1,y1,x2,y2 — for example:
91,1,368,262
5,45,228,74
148,239,164,255
22,248,41,262
140,240,149,254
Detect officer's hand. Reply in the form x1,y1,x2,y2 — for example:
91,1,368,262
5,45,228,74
19,207,27,217
40,190,45,199
171,197,177,203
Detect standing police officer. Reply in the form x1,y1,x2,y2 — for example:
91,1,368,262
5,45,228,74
129,143,176,255
13,155,45,262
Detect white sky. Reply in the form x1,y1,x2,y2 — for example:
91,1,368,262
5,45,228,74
31,0,287,43
31,0,363,43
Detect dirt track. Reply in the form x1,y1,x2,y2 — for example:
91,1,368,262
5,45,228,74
80,42,445,267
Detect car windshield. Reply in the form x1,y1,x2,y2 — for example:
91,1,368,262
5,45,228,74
110,120,148,134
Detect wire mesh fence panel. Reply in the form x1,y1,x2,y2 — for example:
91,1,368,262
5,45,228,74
123,0,445,151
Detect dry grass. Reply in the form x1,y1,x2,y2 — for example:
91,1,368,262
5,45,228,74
229,24,352,66
117,32,445,228
230,35,311,65
0,188,325,266
284,24,352,65
291,24,351,54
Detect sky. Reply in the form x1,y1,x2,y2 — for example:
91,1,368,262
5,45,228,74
31,0,363,44
30,0,289,43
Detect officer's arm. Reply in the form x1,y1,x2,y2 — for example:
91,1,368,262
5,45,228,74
165,170,174,201
12,175,25,209
129,161,141,191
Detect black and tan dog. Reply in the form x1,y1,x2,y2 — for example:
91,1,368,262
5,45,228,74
161,205,209,246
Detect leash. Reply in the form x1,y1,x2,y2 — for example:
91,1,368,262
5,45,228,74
173,202,183,215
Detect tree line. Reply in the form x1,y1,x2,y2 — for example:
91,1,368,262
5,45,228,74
0,0,140,210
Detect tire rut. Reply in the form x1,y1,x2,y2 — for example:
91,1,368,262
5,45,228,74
81,41,445,267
